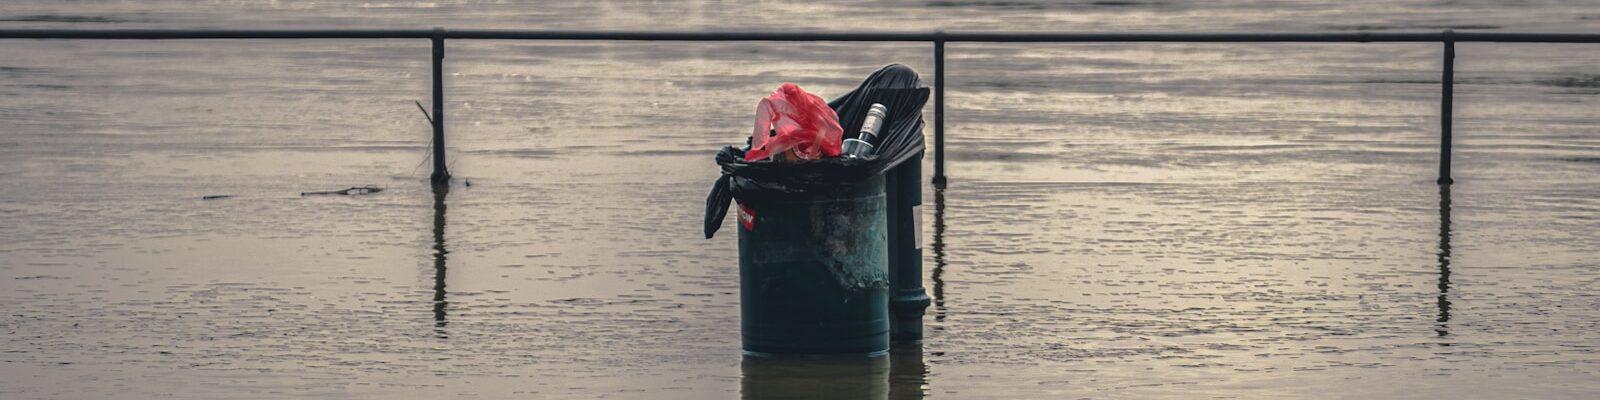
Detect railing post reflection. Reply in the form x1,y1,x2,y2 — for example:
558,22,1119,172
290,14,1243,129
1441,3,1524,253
432,184,451,337
931,187,947,322
1435,184,1452,337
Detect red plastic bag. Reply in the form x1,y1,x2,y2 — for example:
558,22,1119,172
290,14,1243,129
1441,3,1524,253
745,83,843,162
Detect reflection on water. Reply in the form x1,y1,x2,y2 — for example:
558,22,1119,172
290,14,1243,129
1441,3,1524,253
930,187,947,323
1436,184,1452,338
740,343,927,400
888,342,929,400
741,355,889,400
431,184,450,338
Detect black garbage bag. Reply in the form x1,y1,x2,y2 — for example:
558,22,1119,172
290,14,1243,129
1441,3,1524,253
704,64,929,238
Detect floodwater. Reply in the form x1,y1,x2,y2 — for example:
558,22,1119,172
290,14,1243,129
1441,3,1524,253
2,1,1599,398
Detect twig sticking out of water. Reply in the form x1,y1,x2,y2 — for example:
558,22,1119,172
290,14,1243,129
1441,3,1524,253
300,186,384,196
415,100,434,125
412,100,435,175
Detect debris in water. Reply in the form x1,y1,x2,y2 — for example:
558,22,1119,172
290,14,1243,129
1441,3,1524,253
300,186,384,196
201,195,234,200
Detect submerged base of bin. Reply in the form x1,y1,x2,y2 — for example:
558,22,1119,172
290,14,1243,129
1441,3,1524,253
741,315,890,357
742,347,890,359
738,175,889,357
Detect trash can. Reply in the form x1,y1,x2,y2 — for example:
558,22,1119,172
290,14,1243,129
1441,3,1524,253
738,174,890,357
704,64,930,357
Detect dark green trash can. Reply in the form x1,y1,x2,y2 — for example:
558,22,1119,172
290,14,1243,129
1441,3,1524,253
738,174,890,357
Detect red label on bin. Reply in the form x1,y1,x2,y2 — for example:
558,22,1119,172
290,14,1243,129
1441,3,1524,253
737,202,756,231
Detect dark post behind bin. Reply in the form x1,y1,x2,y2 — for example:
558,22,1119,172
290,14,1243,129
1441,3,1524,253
887,154,932,342
430,27,450,185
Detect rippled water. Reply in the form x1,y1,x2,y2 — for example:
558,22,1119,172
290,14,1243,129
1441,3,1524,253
3,1,1599,399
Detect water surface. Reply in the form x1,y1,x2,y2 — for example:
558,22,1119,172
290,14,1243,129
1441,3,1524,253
2,1,1599,398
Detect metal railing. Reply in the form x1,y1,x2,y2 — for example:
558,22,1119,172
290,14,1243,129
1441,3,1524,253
4,28,1599,186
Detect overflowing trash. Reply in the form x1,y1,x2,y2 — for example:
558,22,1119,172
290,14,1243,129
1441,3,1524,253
703,64,930,238
746,83,843,162
840,103,888,159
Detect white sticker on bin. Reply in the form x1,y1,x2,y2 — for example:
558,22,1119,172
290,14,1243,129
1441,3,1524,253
912,204,923,249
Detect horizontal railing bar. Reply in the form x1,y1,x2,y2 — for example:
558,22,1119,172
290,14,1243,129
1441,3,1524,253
0,29,1598,43
1451,32,1600,43
448,30,932,41
0,29,437,39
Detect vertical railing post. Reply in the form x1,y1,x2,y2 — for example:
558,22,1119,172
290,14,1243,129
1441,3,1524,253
1438,29,1455,185
932,33,947,188
430,27,450,186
